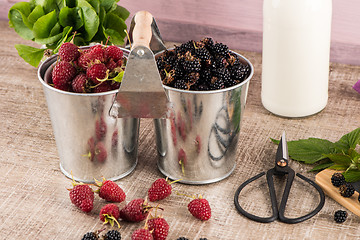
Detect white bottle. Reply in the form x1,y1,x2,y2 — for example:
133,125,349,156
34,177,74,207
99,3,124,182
261,0,332,117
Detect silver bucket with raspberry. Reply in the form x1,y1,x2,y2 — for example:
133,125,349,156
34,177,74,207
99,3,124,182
37,47,139,183
154,48,253,184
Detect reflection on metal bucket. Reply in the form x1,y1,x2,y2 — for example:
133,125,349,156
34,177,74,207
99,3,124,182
154,51,253,184
37,49,139,183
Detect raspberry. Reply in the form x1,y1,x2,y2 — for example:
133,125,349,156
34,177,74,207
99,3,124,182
81,232,99,240
99,203,121,228
334,210,347,223
52,61,76,90
148,178,173,202
331,172,346,187
104,230,122,240
148,216,169,240
339,183,355,197
72,73,90,93
90,44,106,62
131,228,153,240
187,195,211,221
68,183,94,213
78,50,95,70
95,141,107,163
105,45,123,62
87,63,108,84
119,198,150,222
95,178,126,203
58,42,80,62
94,81,115,93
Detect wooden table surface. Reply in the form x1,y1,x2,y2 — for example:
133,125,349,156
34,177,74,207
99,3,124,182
1,20,360,239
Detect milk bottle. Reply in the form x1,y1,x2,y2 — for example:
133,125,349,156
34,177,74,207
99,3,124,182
261,0,332,117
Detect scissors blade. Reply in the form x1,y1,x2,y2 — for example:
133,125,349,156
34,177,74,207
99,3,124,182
276,131,289,163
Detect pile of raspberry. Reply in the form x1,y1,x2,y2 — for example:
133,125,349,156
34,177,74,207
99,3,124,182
50,42,125,93
156,37,250,91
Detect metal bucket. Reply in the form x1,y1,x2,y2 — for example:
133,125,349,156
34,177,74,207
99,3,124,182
154,51,253,184
37,48,139,183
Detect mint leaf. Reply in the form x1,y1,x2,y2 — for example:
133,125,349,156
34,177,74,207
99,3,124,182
287,138,335,164
112,71,124,83
329,164,348,171
309,162,334,172
322,153,352,166
343,170,360,182
111,5,130,21
15,44,45,67
27,5,45,26
334,128,360,152
59,7,83,30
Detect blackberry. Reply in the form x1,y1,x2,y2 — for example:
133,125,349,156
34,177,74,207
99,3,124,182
230,63,250,82
213,67,232,86
213,42,229,56
201,37,214,51
104,230,121,240
156,56,166,71
174,79,189,90
176,238,189,240
199,238,208,240
194,47,211,63
339,183,355,197
226,52,241,66
187,72,200,86
334,210,347,223
175,40,195,55
81,232,98,240
331,172,346,187
183,52,201,72
173,58,185,79
214,56,229,68
200,68,212,83
209,76,225,90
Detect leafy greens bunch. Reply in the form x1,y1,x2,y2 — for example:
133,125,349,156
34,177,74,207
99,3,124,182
8,0,129,67
272,128,360,182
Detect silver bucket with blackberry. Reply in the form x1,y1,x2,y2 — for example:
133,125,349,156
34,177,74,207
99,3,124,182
154,38,253,184
37,45,139,183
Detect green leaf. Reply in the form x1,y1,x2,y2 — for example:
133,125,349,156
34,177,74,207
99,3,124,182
87,0,100,14
8,2,34,40
112,71,124,83
27,5,45,26
15,44,45,67
286,138,335,164
59,7,83,30
309,162,334,172
343,170,360,182
77,0,100,41
100,0,117,12
33,0,59,14
35,32,63,45
335,128,360,152
111,5,130,21
33,10,58,39
322,153,352,166
53,26,73,53
328,164,348,171
104,12,127,44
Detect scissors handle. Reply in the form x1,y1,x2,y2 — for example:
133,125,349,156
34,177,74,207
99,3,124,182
234,169,325,224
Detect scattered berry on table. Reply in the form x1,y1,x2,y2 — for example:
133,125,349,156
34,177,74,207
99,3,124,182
103,229,122,240
119,198,151,222
187,195,211,221
148,178,178,202
334,210,348,223
68,182,94,213
94,177,126,203
99,203,121,228
58,42,80,62
131,228,154,240
199,238,208,240
339,183,355,197
331,172,346,187
148,215,170,240
176,238,189,240
81,232,99,240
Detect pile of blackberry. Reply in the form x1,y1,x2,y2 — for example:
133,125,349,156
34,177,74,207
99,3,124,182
156,38,250,91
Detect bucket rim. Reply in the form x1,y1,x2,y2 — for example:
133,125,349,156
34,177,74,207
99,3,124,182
156,48,254,95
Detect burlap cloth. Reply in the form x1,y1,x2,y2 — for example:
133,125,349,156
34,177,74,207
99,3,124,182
1,20,360,239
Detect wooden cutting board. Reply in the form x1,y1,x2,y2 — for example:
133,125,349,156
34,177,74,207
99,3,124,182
315,169,360,216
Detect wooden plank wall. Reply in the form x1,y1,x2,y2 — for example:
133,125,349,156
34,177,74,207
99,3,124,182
1,0,359,65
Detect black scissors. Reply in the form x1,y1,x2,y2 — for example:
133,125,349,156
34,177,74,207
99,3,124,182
234,132,325,224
